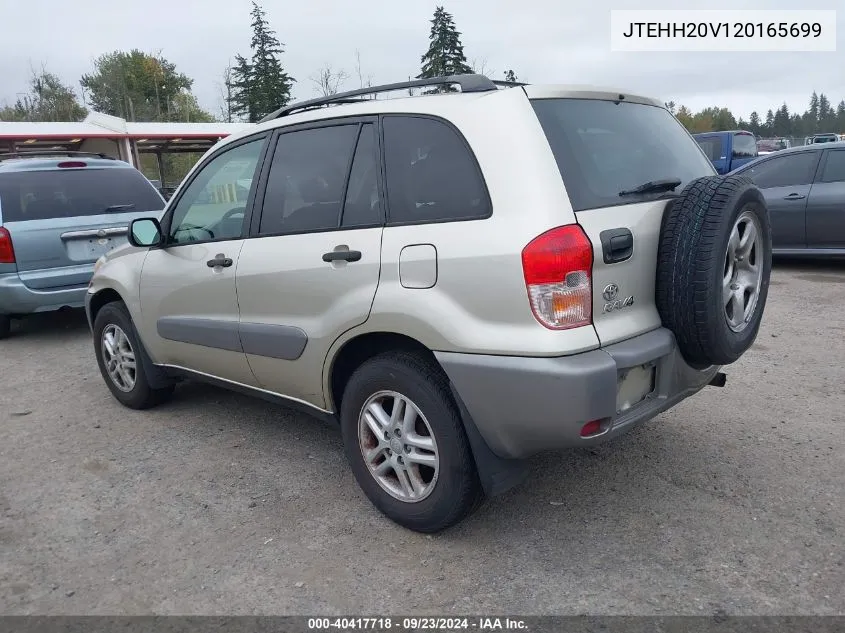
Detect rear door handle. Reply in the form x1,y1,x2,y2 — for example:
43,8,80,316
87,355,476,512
783,193,806,200
206,254,233,268
322,250,362,263
599,228,634,264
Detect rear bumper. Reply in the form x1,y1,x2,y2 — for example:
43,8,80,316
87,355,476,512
435,328,720,460
0,272,88,316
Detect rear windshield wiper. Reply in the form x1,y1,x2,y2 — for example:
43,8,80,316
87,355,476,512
103,204,136,213
619,179,682,197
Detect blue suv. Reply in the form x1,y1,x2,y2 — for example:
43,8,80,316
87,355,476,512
0,152,165,338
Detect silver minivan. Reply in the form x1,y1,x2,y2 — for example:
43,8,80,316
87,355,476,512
0,152,165,338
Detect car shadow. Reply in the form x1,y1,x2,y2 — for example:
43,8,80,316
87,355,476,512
7,308,90,340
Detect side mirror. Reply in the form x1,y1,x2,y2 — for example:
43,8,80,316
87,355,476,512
128,218,163,248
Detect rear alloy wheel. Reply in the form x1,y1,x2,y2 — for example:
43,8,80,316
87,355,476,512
340,351,482,533
0,315,10,340
93,302,174,409
358,390,440,502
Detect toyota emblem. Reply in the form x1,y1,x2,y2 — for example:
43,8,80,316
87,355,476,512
602,283,619,301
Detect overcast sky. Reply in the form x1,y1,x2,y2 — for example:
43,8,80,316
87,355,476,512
1,0,842,121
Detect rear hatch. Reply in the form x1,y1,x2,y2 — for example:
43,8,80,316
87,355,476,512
529,95,716,346
0,163,164,289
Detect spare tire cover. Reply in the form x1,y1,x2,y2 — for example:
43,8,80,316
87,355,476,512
656,174,772,368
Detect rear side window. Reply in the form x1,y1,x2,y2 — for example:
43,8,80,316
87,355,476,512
382,116,490,224
531,99,715,212
259,125,359,235
820,150,845,183
0,167,163,222
697,137,723,161
742,152,818,188
732,133,757,158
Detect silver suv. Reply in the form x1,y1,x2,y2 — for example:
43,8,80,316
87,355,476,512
86,75,772,532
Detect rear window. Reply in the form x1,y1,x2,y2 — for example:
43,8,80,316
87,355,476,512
732,133,757,158
531,99,715,212
0,167,164,222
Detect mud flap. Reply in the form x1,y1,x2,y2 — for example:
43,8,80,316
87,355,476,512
448,382,528,497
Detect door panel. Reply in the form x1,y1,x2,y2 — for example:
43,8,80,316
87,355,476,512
739,150,821,250
761,185,810,249
236,229,383,406
138,240,257,385
237,119,384,408
135,134,268,384
806,149,845,248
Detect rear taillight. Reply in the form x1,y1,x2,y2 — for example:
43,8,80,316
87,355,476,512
521,224,593,330
0,227,15,264
57,161,87,168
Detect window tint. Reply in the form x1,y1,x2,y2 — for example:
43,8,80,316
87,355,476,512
742,152,818,189
697,137,722,161
732,133,757,158
168,138,264,244
259,125,358,235
820,150,845,183
342,124,382,227
531,99,715,212
0,167,164,222
382,116,490,224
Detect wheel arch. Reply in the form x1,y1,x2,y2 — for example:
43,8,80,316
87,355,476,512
88,287,126,325
325,331,436,414
324,329,528,498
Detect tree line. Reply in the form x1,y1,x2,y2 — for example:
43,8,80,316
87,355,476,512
667,93,845,139
2,1,844,141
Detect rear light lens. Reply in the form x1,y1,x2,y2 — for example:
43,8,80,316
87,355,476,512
57,161,87,168
0,227,15,264
580,419,603,437
522,224,593,330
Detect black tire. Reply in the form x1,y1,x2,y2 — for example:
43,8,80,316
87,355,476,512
0,315,10,340
656,174,772,368
340,351,483,533
93,302,174,409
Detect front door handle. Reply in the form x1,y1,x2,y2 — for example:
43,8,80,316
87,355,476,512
206,254,233,268
783,193,806,200
322,250,362,263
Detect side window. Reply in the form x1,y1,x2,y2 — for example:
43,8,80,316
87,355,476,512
819,150,845,183
341,124,382,227
259,125,359,235
167,138,265,245
731,133,757,158
744,152,818,189
382,116,490,224
697,137,722,161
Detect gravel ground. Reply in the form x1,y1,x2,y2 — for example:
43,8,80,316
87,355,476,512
1,259,843,616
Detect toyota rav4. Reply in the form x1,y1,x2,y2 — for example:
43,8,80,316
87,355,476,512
86,75,772,532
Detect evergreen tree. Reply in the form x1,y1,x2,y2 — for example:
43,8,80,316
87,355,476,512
837,101,845,130
809,91,820,126
504,69,518,83
764,109,775,135
229,54,255,122
773,103,790,137
228,2,295,122
418,6,473,90
749,111,761,135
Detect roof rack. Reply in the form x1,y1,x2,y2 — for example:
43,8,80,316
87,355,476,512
259,73,501,123
0,150,114,162
491,79,529,88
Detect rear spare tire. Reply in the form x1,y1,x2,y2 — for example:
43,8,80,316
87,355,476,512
656,174,772,368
